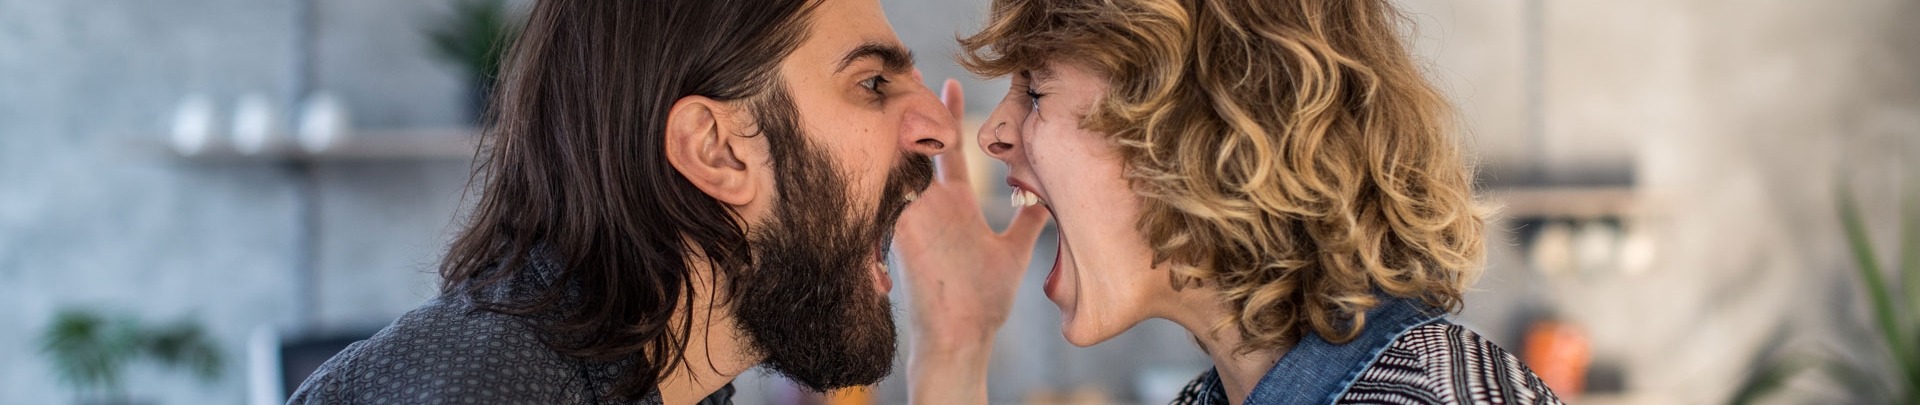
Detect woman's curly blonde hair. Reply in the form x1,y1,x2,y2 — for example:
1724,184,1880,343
960,0,1485,350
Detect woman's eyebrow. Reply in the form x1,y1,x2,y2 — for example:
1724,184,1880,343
1020,67,1058,84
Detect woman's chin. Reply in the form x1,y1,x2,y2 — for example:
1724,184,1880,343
1060,321,1100,348
1058,309,1126,348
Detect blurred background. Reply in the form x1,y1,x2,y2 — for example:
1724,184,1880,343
2,0,1918,404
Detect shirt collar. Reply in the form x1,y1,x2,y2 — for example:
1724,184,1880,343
1241,296,1446,404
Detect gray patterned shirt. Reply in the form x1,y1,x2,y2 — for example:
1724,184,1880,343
288,256,733,405
1173,323,1563,404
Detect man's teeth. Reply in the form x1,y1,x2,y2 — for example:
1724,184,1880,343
904,191,918,203
1011,188,1043,207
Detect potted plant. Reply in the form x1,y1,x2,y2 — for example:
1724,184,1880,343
424,0,522,123
1730,179,1918,404
40,308,224,405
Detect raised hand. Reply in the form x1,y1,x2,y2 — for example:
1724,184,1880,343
894,78,1051,404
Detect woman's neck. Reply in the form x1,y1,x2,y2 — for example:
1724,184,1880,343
1162,286,1285,405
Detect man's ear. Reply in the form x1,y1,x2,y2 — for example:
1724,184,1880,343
664,96,758,207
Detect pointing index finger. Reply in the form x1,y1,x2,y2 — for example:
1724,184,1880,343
937,78,971,184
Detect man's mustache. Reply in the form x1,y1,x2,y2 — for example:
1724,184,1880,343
876,153,935,235
892,153,935,201
867,153,933,266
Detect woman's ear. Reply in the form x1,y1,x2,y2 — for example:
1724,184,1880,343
664,96,759,207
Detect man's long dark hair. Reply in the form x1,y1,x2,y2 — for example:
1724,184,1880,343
440,0,818,399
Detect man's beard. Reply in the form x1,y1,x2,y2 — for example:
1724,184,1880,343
731,93,935,392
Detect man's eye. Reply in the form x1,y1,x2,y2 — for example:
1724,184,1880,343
860,75,891,96
1025,88,1045,110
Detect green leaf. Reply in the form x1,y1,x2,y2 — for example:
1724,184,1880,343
1839,181,1920,391
1822,360,1897,404
38,308,227,397
1726,325,1811,405
1901,176,1920,381
39,309,126,391
1729,360,1807,405
423,0,520,79
146,320,224,381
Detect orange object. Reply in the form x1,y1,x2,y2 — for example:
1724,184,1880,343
1523,319,1592,399
824,386,874,405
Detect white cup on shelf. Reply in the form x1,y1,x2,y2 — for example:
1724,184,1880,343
298,92,351,153
231,93,281,155
169,94,217,156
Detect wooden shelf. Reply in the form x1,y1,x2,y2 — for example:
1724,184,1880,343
141,128,483,162
1482,186,1638,219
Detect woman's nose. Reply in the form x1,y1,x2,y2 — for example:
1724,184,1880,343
977,109,1018,161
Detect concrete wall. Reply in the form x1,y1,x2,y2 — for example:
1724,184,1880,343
3,0,1916,403
0,0,473,402
1405,0,1920,403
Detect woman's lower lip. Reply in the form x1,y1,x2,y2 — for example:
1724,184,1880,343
1043,235,1064,303
1044,256,1061,300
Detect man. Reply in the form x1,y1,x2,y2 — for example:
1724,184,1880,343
289,0,964,403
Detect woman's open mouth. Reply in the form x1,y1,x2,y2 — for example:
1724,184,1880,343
1007,178,1063,305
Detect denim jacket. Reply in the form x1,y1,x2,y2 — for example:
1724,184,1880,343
1242,297,1448,404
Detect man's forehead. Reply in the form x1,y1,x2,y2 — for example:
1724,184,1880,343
792,0,912,73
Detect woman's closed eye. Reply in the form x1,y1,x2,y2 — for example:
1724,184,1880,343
1024,87,1045,113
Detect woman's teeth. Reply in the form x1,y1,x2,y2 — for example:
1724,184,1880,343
1011,188,1044,207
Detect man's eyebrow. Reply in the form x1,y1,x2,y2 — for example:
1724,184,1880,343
833,42,915,74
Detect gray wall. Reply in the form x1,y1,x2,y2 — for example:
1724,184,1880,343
1404,1,1920,403
4,0,1917,404
0,0,473,402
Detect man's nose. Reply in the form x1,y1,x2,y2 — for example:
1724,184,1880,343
897,80,959,157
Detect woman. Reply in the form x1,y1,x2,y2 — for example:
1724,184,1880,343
894,0,1563,404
